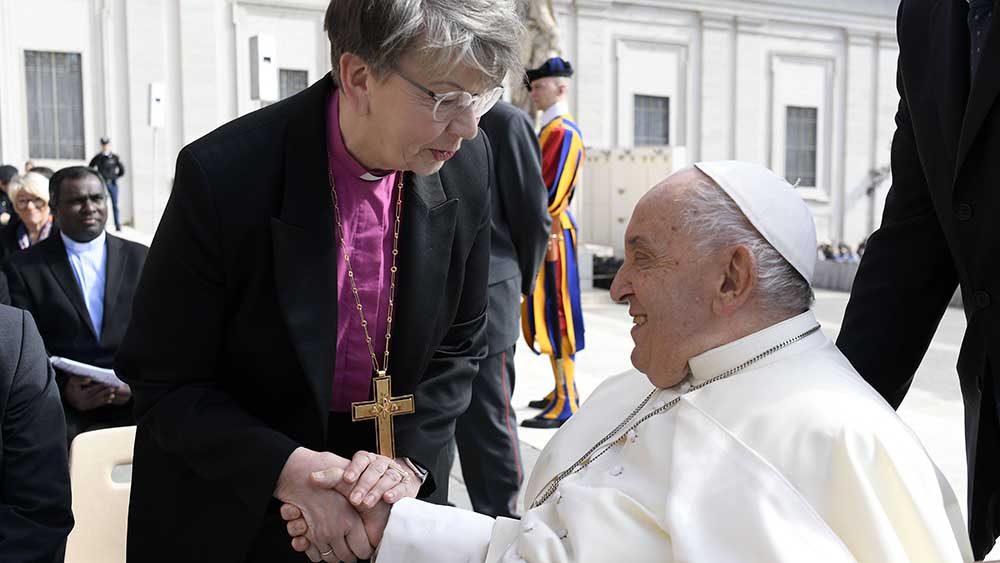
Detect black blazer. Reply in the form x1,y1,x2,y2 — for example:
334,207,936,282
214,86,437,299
480,101,551,353
838,0,1000,557
0,223,21,264
0,305,73,562
115,75,492,562
3,233,148,370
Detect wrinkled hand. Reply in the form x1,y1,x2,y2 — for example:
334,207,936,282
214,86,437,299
274,448,370,562
282,466,394,553
63,376,115,412
334,451,421,508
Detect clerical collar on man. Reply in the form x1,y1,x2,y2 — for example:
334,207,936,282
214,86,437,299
61,229,106,254
61,230,107,340
687,310,823,385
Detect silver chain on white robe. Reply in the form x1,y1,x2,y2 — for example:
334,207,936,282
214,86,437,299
530,324,822,509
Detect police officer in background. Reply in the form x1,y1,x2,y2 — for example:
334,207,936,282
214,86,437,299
88,137,125,231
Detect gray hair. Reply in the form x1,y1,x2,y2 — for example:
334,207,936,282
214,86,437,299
680,178,815,313
324,0,523,86
9,171,50,206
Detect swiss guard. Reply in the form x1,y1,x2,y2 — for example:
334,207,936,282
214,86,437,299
522,57,586,429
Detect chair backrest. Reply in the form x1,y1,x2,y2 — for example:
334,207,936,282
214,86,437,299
64,425,136,563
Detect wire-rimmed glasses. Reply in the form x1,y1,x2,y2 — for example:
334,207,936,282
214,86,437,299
394,69,504,122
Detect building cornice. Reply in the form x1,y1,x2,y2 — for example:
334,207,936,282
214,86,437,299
234,0,327,13
560,0,897,38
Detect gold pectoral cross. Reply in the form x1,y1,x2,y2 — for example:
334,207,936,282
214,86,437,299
351,373,415,459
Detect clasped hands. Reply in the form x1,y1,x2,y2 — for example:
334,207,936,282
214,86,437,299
274,447,420,562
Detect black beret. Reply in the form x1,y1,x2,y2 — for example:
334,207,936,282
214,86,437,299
525,57,574,83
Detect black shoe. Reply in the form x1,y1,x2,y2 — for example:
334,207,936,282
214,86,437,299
520,416,566,429
527,398,551,409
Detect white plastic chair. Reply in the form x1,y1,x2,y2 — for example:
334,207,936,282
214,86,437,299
64,425,136,563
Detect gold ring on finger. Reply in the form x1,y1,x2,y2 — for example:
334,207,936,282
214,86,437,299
387,466,409,482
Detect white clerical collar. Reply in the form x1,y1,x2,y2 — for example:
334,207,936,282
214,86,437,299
61,230,106,254
360,171,391,182
540,101,569,127
687,310,822,385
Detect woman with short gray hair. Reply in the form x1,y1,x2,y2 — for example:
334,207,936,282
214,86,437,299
115,1,522,562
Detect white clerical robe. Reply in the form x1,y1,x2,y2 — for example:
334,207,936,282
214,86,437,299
377,311,974,562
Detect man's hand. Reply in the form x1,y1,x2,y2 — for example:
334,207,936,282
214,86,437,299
110,383,132,406
0,212,10,226
282,481,393,551
274,448,370,562
62,376,114,412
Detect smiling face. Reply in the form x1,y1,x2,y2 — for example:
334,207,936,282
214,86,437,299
609,170,730,388
340,51,491,176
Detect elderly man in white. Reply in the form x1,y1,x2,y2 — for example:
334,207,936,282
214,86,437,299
282,161,973,562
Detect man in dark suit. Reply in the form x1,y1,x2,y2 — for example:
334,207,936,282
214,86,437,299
0,304,74,561
454,100,550,518
837,0,1000,557
3,166,147,444
114,1,520,560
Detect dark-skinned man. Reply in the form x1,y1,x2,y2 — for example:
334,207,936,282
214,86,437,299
3,166,147,444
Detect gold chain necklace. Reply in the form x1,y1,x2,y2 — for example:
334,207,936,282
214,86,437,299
328,164,405,377
530,324,822,509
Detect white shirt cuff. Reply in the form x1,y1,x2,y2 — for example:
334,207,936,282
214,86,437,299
376,497,494,563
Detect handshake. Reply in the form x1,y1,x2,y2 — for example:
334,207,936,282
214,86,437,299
273,447,421,562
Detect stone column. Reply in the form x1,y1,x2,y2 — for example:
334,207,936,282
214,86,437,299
513,0,563,113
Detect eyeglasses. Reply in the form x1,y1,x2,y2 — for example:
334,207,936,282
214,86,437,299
15,197,46,210
394,69,504,122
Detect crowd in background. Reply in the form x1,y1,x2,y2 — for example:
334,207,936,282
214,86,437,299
817,240,866,263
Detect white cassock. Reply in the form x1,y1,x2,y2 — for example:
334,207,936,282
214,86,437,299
376,310,974,563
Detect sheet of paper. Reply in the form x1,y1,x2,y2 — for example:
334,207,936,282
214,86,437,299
50,356,127,389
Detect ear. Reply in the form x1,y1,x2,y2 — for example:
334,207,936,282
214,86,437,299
712,245,754,316
338,53,373,115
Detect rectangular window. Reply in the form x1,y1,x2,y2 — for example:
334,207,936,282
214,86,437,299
785,106,818,187
279,69,309,100
24,50,85,160
633,95,670,146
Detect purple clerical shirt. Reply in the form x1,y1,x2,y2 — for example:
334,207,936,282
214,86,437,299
327,90,402,411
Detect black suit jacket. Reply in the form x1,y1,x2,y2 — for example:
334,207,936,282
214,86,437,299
479,101,551,353
838,0,1000,557
0,305,73,562
115,75,491,562
0,223,22,264
3,233,148,370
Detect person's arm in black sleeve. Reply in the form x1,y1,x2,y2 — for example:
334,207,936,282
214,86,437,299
0,309,73,561
114,156,125,179
496,108,551,294
394,135,492,497
115,148,299,517
3,262,27,310
836,53,958,408
0,271,9,306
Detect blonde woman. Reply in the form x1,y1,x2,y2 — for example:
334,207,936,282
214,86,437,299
1,172,53,259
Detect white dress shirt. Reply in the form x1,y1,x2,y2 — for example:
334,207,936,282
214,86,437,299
61,231,107,340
